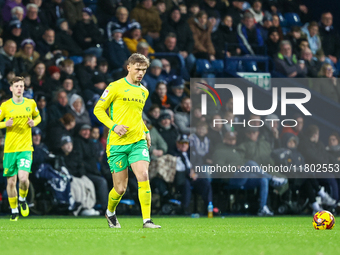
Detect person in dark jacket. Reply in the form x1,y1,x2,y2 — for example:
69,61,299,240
55,19,83,56
21,4,46,42
326,132,340,162
48,89,71,123
35,93,48,135
150,81,172,110
46,113,76,153
298,125,339,202
42,0,65,29
173,134,212,215
74,54,97,91
72,8,104,58
266,27,280,58
213,131,274,216
3,19,29,48
160,6,195,72
0,40,25,77
36,29,62,60
261,114,281,149
300,47,322,78
142,59,166,94
103,26,131,71
167,76,187,108
73,124,109,211
319,12,340,64
63,0,85,28
157,112,179,155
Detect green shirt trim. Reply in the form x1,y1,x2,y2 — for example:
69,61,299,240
124,77,141,88
11,98,25,105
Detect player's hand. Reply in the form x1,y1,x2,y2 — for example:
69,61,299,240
146,132,151,148
27,117,34,127
114,125,129,137
6,118,13,127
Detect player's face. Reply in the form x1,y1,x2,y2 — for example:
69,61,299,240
10,81,25,98
127,62,148,84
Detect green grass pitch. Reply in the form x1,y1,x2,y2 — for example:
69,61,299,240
0,216,339,255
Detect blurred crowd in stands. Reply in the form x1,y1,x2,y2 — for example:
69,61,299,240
0,0,340,216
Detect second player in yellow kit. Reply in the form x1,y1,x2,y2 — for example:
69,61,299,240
0,77,41,221
94,53,161,229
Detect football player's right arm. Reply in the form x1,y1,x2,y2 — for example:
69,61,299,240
0,105,8,129
94,85,117,130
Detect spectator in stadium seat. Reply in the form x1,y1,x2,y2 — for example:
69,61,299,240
97,58,114,84
75,54,97,91
21,4,46,42
36,29,62,60
142,59,166,94
68,94,91,127
63,0,85,28
167,76,187,108
43,0,65,29
35,93,48,133
206,114,223,154
59,59,80,92
301,22,322,56
46,112,76,153
31,61,49,96
271,14,283,41
188,10,216,61
14,39,40,72
104,26,131,72
286,26,305,57
319,12,340,64
247,0,264,23
106,6,133,41
3,19,29,48
0,40,25,77
160,58,176,82
300,47,322,78
313,63,340,103
48,89,71,123
226,0,244,26
157,112,179,155
130,0,162,47
1,0,26,23
136,41,151,58
256,13,273,41
237,12,264,55
147,104,161,127
72,8,104,58
237,126,275,167
123,22,155,55
150,81,172,110
155,0,167,23
61,77,78,100
266,27,280,58
274,40,307,77
29,0,48,25
212,15,240,59
281,113,304,138
213,131,274,216
32,127,52,173
261,114,281,149
173,134,212,215
298,125,339,202
10,6,25,22
326,132,340,162
174,97,195,135
55,19,83,56
160,6,195,71
73,124,109,211
47,65,62,91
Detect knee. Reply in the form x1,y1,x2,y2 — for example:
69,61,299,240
114,182,127,195
19,175,29,185
7,178,16,189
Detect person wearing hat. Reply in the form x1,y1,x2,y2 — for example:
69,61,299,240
68,94,91,127
104,24,131,72
167,76,187,108
212,131,275,216
123,21,156,55
55,18,83,56
0,76,41,221
172,133,213,215
56,135,100,216
14,39,40,71
142,59,166,94
73,123,109,213
94,53,161,228
72,7,104,58
63,0,85,27
157,112,179,155
3,18,28,48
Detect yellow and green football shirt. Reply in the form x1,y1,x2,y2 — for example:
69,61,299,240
0,98,40,153
94,77,149,148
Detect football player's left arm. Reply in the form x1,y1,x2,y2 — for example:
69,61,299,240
30,101,41,127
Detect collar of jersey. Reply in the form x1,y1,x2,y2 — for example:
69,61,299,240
124,77,141,88
11,98,25,105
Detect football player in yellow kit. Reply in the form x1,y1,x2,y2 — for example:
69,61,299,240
94,53,161,229
0,76,41,221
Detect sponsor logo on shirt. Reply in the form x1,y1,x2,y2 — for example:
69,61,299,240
123,98,145,104
141,92,145,99
26,107,31,112
102,89,109,98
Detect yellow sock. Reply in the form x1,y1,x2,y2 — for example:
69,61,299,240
8,197,18,209
138,180,151,220
19,188,28,200
107,188,123,213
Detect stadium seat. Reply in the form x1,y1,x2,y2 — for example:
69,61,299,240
69,56,83,65
211,60,224,73
195,59,213,75
284,13,302,27
277,13,288,28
